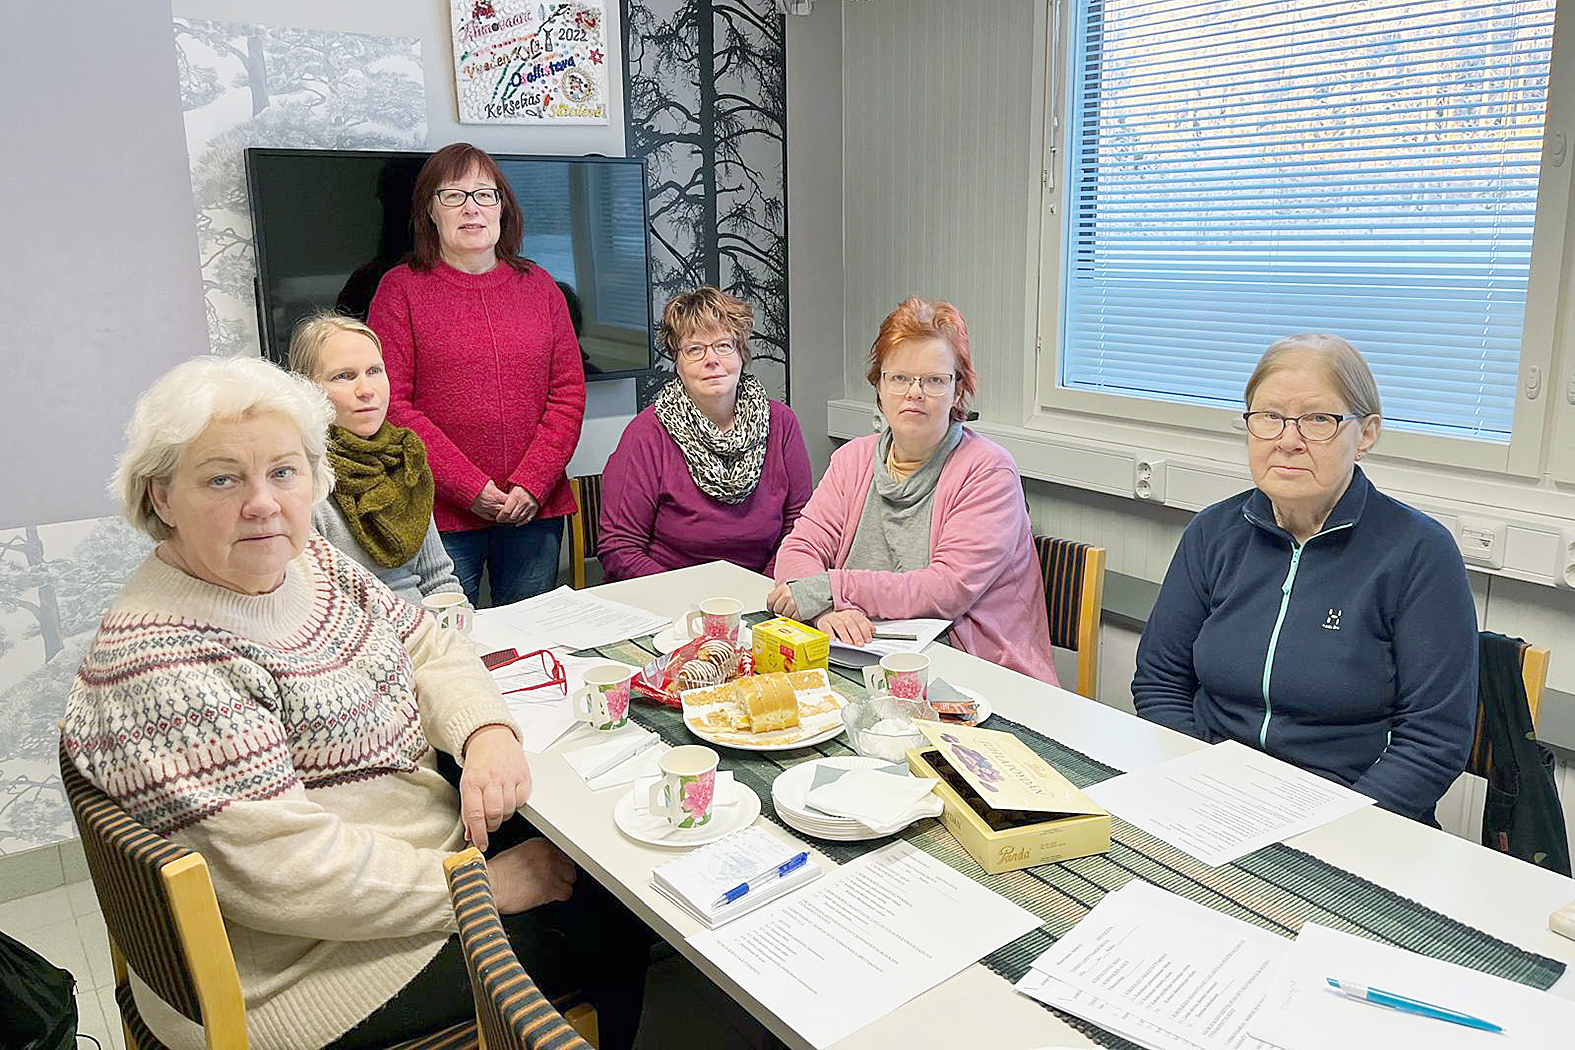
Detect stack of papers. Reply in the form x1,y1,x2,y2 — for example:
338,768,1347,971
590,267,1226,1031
827,617,950,668
651,825,822,928
488,585,670,650
689,840,1039,1048
1083,739,1374,867
1248,922,1575,1049
1017,880,1575,1049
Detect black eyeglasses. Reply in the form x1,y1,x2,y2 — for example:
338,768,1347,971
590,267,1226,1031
1241,411,1363,442
433,187,501,208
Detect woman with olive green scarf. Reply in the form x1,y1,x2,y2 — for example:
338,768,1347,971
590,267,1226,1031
291,313,464,605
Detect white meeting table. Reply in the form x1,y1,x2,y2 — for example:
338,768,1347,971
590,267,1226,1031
490,561,1575,1049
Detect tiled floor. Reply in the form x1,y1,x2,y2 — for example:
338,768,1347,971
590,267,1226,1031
0,880,124,1050
0,877,775,1050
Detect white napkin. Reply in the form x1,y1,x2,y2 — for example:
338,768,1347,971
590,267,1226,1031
803,768,937,828
564,727,666,790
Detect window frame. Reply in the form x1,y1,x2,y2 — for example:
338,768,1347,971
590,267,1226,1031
1028,0,1575,483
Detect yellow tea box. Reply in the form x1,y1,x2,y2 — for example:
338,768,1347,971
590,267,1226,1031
751,616,829,674
906,721,1110,874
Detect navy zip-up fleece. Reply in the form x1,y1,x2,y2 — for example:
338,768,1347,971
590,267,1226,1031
1133,467,1477,823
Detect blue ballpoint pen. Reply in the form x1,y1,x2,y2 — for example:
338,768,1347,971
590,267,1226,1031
712,852,811,908
1325,978,1503,1033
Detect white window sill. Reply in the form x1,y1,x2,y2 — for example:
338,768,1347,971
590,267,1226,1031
827,398,1575,590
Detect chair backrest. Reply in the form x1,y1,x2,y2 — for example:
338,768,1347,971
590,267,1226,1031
1032,536,1107,698
442,849,591,1050
58,735,247,1050
1469,636,1550,779
567,475,605,590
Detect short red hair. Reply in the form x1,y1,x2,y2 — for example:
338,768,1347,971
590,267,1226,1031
866,297,977,423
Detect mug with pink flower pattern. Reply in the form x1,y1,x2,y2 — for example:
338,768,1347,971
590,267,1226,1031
862,652,930,703
571,663,636,731
682,596,743,644
648,744,720,828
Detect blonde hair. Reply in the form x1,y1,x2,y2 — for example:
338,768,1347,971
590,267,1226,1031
112,356,335,540
1245,333,1382,418
659,286,754,365
287,311,383,378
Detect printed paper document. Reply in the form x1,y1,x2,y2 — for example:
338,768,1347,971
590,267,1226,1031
1083,739,1373,866
688,840,1039,1049
827,617,950,667
1019,880,1286,1050
489,585,670,650
1249,921,1575,1049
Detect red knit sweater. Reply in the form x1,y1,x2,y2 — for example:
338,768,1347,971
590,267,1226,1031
369,260,587,531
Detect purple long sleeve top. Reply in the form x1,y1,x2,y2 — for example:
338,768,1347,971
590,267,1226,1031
597,400,813,579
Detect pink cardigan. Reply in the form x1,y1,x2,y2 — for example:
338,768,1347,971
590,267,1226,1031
370,261,586,532
775,430,1058,684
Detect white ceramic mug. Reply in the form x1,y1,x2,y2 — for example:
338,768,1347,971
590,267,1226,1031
421,592,472,634
682,596,743,643
570,664,637,731
861,652,931,702
647,744,720,828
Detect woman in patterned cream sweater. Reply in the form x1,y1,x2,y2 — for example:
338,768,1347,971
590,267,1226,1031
61,357,643,1050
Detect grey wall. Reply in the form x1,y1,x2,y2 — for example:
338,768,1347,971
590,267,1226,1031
0,2,209,528
785,3,844,477
172,0,627,158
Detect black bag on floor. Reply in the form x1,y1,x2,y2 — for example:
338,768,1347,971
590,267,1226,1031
0,928,77,1050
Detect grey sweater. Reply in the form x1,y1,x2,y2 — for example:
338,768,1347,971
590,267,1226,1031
790,421,964,620
311,502,464,606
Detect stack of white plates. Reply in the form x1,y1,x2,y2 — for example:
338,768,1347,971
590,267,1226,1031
771,756,944,841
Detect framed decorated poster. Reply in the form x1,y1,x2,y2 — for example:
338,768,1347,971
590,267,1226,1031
450,1,610,124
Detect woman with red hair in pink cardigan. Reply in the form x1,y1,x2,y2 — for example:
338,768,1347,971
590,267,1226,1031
767,298,1058,684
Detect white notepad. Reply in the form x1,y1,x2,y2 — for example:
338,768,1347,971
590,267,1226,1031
650,825,822,928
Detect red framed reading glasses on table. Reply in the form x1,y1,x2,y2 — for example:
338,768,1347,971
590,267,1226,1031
483,648,567,696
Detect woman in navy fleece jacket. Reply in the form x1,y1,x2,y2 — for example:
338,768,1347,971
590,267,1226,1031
1133,334,1476,824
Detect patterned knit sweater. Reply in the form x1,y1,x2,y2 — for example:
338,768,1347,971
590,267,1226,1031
62,534,514,1050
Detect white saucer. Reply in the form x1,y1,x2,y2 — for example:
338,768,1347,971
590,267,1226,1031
613,778,761,847
652,624,752,655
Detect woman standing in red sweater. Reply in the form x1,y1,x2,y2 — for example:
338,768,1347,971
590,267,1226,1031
370,143,587,606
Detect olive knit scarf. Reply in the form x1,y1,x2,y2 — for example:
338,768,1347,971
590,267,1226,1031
326,423,435,568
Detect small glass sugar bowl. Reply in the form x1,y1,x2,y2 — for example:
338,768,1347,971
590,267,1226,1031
841,692,939,762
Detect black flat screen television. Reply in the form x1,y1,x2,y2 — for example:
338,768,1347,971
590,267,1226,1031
245,147,654,380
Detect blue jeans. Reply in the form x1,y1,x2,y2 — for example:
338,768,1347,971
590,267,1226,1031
441,517,563,608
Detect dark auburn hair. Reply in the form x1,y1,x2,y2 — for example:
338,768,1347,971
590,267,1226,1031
865,296,978,423
409,143,532,273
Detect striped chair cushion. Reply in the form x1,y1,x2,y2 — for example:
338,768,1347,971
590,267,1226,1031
577,474,605,559
60,736,205,1024
444,855,590,1050
1034,536,1093,652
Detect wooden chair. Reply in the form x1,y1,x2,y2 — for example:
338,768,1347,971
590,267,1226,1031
58,736,477,1050
1032,537,1107,699
442,848,597,1050
566,475,605,590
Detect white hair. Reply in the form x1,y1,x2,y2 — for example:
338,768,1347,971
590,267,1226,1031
113,356,335,540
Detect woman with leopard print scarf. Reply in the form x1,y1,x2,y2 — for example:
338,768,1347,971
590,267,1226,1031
599,286,813,579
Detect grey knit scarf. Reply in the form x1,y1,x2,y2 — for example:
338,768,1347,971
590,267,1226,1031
653,372,771,504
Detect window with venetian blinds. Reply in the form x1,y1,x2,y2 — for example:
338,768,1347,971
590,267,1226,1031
1060,0,1557,442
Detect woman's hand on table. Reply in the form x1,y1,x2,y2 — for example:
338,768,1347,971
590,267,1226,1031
486,837,577,914
765,583,799,619
459,724,533,850
499,486,538,524
816,609,875,646
470,480,509,521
